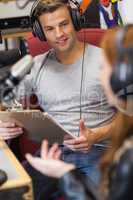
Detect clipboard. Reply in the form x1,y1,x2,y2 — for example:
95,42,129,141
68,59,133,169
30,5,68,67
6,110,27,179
0,110,76,144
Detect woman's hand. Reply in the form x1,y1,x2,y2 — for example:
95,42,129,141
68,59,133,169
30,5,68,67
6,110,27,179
0,120,23,140
26,140,75,178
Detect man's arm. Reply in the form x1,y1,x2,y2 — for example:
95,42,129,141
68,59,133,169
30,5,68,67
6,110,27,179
88,116,117,144
64,115,117,152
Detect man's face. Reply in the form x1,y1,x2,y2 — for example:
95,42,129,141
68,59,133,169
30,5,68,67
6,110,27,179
39,6,77,53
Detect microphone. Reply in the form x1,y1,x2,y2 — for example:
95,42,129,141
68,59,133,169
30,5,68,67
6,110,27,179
0,55,33,104
0,48,23,68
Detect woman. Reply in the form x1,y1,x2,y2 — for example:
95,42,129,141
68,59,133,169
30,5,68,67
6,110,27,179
98,24,133,200
26,25,133,200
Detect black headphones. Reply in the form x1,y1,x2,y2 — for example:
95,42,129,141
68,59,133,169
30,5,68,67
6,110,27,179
30,0,84,41
110,25,133,99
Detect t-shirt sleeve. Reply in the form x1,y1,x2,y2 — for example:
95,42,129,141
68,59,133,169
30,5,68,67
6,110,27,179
15,52,48,103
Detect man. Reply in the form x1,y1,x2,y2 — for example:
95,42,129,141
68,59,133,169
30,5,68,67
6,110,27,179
0,0,115,198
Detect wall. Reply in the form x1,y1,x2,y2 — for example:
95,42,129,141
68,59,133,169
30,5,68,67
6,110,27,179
0,0,33,18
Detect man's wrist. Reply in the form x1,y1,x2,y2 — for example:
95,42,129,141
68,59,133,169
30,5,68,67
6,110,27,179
86,129,98,144
88,123,112,144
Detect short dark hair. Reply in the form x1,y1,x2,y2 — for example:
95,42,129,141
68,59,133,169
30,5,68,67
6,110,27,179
34,0,69,19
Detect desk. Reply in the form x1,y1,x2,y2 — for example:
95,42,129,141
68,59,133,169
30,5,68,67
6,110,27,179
0,139,34,200
1,29,31,39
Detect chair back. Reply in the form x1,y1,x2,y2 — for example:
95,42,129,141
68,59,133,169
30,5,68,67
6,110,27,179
26,28,106,57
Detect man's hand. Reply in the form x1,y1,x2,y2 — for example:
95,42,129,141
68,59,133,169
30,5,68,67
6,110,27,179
0,120,23,140
26,140,75,178
63,119,94,153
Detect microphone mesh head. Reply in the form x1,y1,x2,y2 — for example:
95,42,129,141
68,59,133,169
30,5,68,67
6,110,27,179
11,55,33,80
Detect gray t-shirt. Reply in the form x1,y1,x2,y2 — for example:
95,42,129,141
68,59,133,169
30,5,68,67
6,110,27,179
17,44,115,140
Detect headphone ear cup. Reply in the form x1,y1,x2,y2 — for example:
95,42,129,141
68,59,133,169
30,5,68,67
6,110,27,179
110,25,133,98
30,0,46,41
110,62,133,96
32,20,46,41
110,62,126,94
70,9,83,31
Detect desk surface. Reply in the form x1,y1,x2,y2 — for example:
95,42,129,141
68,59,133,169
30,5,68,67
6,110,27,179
2,29,31,39
0,139,33,191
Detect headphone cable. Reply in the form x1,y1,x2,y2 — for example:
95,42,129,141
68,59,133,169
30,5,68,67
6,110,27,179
78,27,86,136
